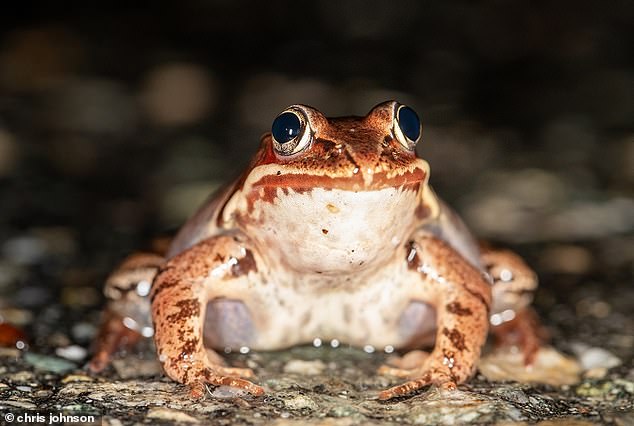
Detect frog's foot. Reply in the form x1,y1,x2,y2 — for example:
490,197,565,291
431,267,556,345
379,235,492,401
151,235,267,399
165,359,264,399
89,308,142,373
378,360,457,400
491,307,547,365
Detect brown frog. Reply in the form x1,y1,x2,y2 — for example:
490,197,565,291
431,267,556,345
90,101,541,400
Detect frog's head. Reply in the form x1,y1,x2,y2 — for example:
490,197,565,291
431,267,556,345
224,101,438,273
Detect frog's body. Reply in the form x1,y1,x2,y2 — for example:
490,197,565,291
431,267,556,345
90,101,540,400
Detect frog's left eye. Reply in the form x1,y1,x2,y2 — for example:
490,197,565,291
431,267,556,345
271,109,312,155
394,105,421,150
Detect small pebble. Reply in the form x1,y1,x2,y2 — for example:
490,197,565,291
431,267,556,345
24,352,76,374
61,374,93,383
55,345,87,361
146,407,200,424
571,344,622,370
283,394,318,411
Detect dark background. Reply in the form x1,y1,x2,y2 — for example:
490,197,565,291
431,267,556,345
0,0,632,370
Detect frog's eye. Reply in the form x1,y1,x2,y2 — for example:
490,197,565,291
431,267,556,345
394,105,421,150
271,109,312,155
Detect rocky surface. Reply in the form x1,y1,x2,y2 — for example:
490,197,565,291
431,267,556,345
0,1,632,425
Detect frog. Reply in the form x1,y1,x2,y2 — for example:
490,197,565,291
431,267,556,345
89,101,541,400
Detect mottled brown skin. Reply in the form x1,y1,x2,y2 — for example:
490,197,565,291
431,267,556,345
90,101,542,401
377,235,491,400
150,235,264,397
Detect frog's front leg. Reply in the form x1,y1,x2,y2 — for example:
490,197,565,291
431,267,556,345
378,234,492,400
150,234,264,399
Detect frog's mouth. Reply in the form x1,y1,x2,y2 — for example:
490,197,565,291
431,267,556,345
246,162,428,194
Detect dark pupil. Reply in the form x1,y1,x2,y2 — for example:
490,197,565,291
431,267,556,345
398,106,420,141
272,112,301,144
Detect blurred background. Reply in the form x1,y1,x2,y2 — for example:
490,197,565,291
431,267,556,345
0,1,632,368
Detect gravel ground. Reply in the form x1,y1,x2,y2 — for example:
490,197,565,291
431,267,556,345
0,2,632,425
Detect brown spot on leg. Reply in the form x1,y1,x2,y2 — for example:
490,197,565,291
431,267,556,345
446,301,472,316
442,328,467,352
165,299,200,323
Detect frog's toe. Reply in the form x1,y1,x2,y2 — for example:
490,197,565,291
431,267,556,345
378,370,456,400
379,377,431,400
186,369,264,399
203,369,265,396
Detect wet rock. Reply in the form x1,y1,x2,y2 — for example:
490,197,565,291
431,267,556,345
282,393,319,411
478,346,581,386
61,374,94,384
24,353,76,374
111,358,162,379
146,407,200,423
407,388,524,424
0,399,37,410
5,371,35,384
491,385,530,405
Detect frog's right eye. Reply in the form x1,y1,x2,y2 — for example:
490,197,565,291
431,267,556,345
271,109,312,155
